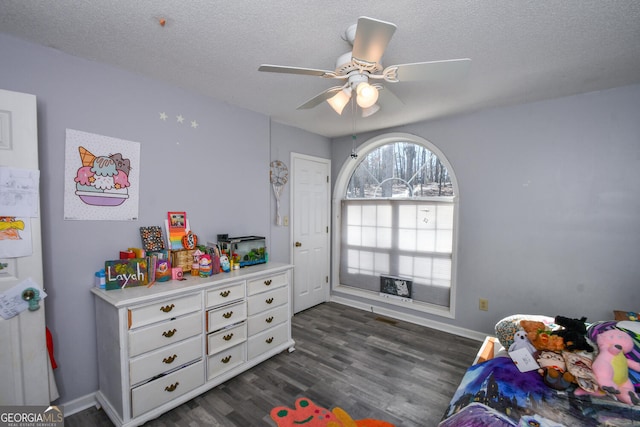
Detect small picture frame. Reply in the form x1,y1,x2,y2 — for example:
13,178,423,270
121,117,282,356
168,211,186,229
380,275,412,299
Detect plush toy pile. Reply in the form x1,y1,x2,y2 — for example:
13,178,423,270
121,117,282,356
495,314,640,405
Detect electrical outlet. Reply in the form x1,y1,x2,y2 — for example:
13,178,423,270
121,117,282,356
479,298,489,311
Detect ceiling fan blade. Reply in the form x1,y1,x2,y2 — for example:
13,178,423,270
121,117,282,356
258,64,335,78
351,17,397,66
297,86,343,109
368,85,404,115
387,58,472,82
377,85,404,106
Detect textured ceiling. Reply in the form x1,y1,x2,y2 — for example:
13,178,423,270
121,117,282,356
1,1,639,138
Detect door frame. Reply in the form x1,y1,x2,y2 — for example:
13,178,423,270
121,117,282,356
0,88,51,405
289,152,331,311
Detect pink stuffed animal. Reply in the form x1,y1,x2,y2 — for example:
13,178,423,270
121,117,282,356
592,329,640,405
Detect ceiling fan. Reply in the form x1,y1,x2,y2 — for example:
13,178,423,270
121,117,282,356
258,16,471,117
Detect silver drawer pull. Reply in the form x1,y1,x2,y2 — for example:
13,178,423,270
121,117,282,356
221,355,232,364
266,316,274,323
162,329,177,338
160,304,175,313
223,333,234,341
264,279,272,286
163,354,177,364
265,337,274,344
165,382,179,392
222,311,233,319
265,298,274,304
220,290,231,297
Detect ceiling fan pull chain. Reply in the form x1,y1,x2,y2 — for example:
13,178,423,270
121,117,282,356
351,98,358,159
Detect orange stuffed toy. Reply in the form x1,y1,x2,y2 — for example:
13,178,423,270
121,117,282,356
520,320,565,352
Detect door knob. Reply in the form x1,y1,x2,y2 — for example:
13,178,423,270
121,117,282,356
22,288,41,311
295,242,302,247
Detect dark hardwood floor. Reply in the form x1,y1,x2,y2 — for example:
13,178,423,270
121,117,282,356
66,302,481,427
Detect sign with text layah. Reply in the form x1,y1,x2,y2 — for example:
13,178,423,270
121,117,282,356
104,258,149,290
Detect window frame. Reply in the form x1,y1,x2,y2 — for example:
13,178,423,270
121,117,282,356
331,132,459,318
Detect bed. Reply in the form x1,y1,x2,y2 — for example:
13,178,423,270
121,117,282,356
439,315,640,427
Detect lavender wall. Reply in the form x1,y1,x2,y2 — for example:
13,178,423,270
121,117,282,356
0,33,330,407
4,28,638,409
269,122,331,264
332,84,640,335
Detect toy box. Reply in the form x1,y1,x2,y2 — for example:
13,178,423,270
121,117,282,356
171,249,196,273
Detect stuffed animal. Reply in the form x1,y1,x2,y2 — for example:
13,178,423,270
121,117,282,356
563,351,598,393
592,328,640,405
509,330,538,355
520,320,565,352
552,316,594,353
536,351,575,390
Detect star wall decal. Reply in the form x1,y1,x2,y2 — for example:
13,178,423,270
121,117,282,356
157,110,199,130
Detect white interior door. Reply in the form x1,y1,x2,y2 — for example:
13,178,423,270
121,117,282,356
0,88,51,404
291,153,330,313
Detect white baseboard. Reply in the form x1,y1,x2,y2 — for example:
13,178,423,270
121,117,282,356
330,295,487,342
60,392,97,417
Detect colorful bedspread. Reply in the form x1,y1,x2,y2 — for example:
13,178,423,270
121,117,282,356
438,357,640,427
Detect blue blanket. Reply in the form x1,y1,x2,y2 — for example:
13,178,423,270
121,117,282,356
439,357,640,427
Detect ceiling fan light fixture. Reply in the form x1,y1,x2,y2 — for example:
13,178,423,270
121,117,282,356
259,16,473,128
355,82,379,109
327,86,352,115
361,103,380,117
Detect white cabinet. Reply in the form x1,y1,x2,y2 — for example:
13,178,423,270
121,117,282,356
129,335,201,385
205,282,248,381
247,272,290,360
207,300,247,332
92,263,294,427
129,311,202,357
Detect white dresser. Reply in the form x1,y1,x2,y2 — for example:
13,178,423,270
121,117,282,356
91,262,294,427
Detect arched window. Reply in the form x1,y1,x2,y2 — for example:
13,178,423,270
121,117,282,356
333,133,458,316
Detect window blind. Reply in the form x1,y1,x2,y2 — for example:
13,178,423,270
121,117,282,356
340,199,453,307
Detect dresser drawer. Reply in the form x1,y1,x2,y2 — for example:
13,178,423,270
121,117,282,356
207,301,247,332
207,322,247,355
207,342,246,380
129,311,202,357
247,286,288,315
247,304,289,336
206,281,245,308
128,293,202,329
247,322,289,360
247,273,287,296
129,335,201,386
131,360,204,418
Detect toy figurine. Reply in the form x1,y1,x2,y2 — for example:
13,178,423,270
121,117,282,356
220,254,230,272
191,249,203,276
199,254,212,277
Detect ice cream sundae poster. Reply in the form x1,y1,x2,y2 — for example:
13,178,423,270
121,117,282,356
64,129,140,221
